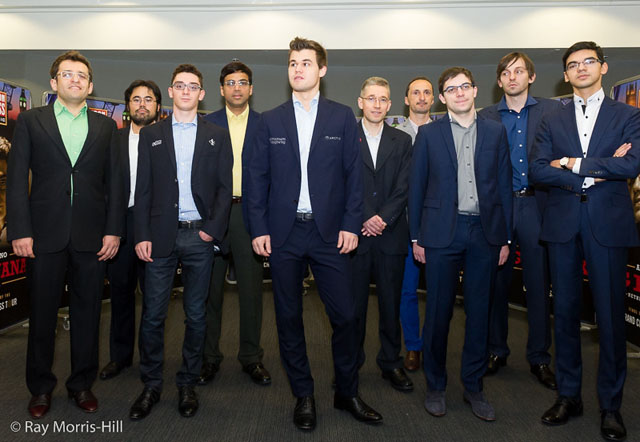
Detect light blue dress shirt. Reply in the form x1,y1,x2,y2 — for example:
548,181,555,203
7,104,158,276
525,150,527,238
292,92,319,214
172,114,200,221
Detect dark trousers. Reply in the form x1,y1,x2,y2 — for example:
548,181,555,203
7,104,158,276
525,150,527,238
489,195,551,364
139,228,215,391
400,241,423,351
352,244,405,372
547,203,627,411
204,203,264,367
106,208,145,366
269,218,359,398
26,245,106,395
423,214,499,393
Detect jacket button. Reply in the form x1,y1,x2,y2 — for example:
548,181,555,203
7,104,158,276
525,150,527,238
174,203,178,208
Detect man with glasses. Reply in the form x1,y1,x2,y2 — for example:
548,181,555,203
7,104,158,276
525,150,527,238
396,76,435,372
247,37,382,430
99,80,162,381
409,67,512,421
199,61,271,387
352,77,413,392
129,64,232,420
7,50,124,418
479,53,561,388
530,41,640,441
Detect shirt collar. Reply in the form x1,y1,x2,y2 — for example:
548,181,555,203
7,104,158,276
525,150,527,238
54,99,88,117
226,105,249,121
362,120,383,140
496,94,538,112
573,88,605,106
448,112,477,128
172,113,198,127
292,91,320,110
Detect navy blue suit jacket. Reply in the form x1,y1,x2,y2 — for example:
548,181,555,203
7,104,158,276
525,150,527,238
204,107,261,233
246,96,363,248
408,114,513,248
134,116,233,257
529,96,640,247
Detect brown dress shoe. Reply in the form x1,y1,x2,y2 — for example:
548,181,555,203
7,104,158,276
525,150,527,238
28,394,51,419
68,390,98,413
404,351,421,372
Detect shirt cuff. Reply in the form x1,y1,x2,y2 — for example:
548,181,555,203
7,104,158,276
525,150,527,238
572,158,582,174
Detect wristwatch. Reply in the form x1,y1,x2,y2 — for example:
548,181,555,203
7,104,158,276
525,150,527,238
559,157,570,170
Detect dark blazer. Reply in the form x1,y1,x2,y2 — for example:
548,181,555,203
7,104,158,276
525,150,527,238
246,96,363,248
204,107,261,233
479,96,563,211
116,127,132,203
7,103,124,253
529,96,640,247
408,114,513,248
134,116,233,257
356,122,412,255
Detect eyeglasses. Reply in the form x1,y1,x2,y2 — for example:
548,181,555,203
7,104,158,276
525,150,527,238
442,83,474,95
172,82,202,92
360,96,390,105
130,96,156,105
57,70,89,81
223,79,250,87
565,57,603,71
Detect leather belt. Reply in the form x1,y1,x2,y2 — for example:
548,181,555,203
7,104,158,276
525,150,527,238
178,220,204,229
296,212,314,221
232,196,242,204
513,188,535,197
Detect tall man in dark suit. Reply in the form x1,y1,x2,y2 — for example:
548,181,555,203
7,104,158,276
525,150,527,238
7,50,124,418
409,67,512,421
129,64,232,420
530,41,640,441
352,76,413,392
100,79,162,381
200,61,271,386
479,52,561,389
247,37,382,431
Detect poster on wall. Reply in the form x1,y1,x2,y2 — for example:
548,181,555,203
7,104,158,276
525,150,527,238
0,79,31,331
612,75,640,347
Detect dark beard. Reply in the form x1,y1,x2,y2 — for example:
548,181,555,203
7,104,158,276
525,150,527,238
131,111,156,127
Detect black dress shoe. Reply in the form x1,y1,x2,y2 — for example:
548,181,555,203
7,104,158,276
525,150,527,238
28,393,51,419
382,368,414,391
294,396,316,431
68,390,98,413
197,362,219,385
530,363,557,390
129,387,160,420
541,396,583,425
178,385,199,418
99,361,130,380
334,394,383,424
485,354,506,375
243,362,272,385
601,410,626,441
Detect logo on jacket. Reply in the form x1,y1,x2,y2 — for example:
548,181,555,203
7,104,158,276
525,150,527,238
269,137,286,145
324,135,341,141
151,140,162,147
209,139,215,146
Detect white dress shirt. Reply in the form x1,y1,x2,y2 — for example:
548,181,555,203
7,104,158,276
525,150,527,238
571,88,605,190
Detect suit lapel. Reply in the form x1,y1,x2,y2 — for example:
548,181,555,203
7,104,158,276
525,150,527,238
526,100,543,151
162,118,177,174
76,110,100,164
357,123,375,171
474,118,486,165
440,117,458,171
192,117,209,177
375,124,394,171
39,104,71,164
561,103,584,157
309,96,328,155
281,100,300,163
587,98,615,157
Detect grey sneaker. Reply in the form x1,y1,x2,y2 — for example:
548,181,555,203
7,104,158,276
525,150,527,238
463,390,495,421
424,391,446,417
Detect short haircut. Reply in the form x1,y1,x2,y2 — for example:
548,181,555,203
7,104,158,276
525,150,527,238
50,50,93,82
124,79,162,119
563,41,605,71
360,76,390,96
405,76,433,97
289,37,328,69
171,64,204,88
438,67,475,94
496,52,535,79
219,61,253,85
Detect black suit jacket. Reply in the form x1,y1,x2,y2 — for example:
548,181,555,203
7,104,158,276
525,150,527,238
356,122,412,255
134,116,233,257
7,103,124,253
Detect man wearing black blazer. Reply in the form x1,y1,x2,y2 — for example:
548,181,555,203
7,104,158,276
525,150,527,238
129,64,232,420
352,77,413,392
7,51,124,418
200,61,271,386
99,80,162,381
479,52,561,389
247,37,382,430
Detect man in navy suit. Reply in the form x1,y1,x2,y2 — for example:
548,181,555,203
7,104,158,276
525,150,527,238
530,41,640,441
479,52,561,389
247,37,382,430
200,61,271,386
130,64,232,420
409,67,512,421
100,79,162,381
